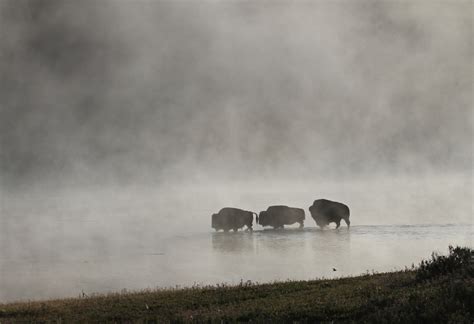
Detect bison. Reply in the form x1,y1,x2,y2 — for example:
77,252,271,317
211,207,257,232
258,205,305,229
309,199,350,229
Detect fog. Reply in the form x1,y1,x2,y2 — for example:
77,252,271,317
0,0,472,302
1,0,472,185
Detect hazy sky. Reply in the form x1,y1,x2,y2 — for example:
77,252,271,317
0,0,472,188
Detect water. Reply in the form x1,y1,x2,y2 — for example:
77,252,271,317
1,176,471,302
0,223,471,303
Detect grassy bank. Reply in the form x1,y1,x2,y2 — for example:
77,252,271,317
1,246,472,323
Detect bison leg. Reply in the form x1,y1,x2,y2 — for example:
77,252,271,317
335,221,341,229
344,218,351,228
299,221,304,229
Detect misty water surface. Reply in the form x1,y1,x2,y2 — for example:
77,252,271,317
0,224,471,303
0,177,472,302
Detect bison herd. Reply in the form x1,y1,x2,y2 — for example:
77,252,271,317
211,199,350,232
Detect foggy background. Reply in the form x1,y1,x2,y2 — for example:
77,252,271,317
1,0,471,186
0,0,472,303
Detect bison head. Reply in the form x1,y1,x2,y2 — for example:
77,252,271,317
211,213,218,229
258,211,269,226
308,205,316,218
309,205,327,226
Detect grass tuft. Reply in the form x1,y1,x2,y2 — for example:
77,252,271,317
416,245,473,281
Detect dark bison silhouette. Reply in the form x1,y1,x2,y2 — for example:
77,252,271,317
211,207,256,232
309,199,350,229
258,205,305,229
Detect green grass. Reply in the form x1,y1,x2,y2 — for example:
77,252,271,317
1,246,472,323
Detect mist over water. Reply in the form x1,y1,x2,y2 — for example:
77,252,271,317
0,223,472,302
0,0,472,303
1,0,472,185
1,176,472,302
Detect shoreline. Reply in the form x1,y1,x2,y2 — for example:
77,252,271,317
1,246,472,323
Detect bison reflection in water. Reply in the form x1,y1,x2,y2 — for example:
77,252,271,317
211,207,257,232
258,205,305,229
211,232,255,253
309,199,350,229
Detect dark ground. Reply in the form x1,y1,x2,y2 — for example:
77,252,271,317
0,246,472,323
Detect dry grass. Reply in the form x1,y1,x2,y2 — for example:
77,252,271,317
0,247,472,323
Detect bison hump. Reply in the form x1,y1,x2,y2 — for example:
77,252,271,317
219,207,243,213
267,205,289,211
